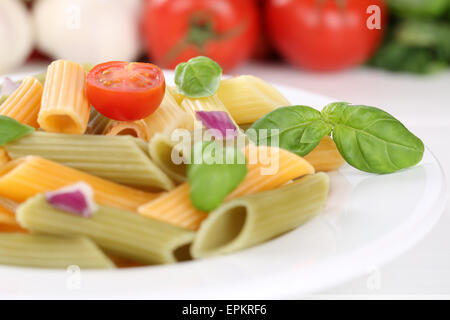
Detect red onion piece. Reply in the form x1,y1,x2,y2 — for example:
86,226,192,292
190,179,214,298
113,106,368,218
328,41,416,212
196,111,238,139
45,182,98,218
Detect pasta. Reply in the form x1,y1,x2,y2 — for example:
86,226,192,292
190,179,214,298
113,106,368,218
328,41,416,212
86,108,112,135
217,75,291,124
181,94,229,116
17,194,195,265
0,58,339,269
105,120,149,141
0,234,115,269
148,133,188,183
0,76,43,128
304,136,345,172
0,204,16,226
167,86,185,106
143,90,194,141
138,146,315,231
0,148,9,166
38,60,90,134
4,132,174,191
191,173,329,258
0,156,157,211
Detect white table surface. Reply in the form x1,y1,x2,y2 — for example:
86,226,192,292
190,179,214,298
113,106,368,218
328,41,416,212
5,61,450,296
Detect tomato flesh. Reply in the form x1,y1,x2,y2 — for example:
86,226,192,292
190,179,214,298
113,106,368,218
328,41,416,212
86,61,166,121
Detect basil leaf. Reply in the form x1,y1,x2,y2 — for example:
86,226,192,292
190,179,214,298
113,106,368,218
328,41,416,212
0,116,35,146
322,102,424,174
247,105,332,157
174,56,222,98
188,141,247,211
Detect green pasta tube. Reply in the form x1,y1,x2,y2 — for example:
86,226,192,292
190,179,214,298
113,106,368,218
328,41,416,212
17,194,195,265
86,108,113,135
149,133,188,183
0,233,115,269
4,132,174,191
191,173,330,259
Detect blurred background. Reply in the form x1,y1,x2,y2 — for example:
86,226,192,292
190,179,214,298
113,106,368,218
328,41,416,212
1,0,450,295
1,0,450,75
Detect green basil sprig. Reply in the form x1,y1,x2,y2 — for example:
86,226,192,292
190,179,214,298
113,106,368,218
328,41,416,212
188,141,247,211
174,56,222,98
248,102,424,174
0,116,35,146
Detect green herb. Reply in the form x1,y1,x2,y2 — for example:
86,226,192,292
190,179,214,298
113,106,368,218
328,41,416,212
188,141,247,211
247,106,332,157
174,56,222,98
322,102,424,174
248,103,424,174
0,116,35,146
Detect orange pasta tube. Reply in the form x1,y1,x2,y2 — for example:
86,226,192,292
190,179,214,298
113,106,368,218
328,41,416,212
0,76,43,128
304,136,345,172
0,201,25,232
0,205,16,226
38,60,90,134
0,148,10,166
105,120,149,141
0,156,157,211
138,146,315,230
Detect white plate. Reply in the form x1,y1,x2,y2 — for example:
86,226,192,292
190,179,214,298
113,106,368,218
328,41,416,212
0,71,447,299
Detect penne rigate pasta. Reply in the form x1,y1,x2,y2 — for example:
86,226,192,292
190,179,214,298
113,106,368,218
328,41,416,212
0,148,9,166
38,60,90,134
105,120,149,141
0,233,115,269
4,132,174,191
167,86,185,106
139,146,315,231
191,173,329,258
0,76,43,128
143,90,194,141
17,194,195,265
148,133,188,183
304,136,345,172
86,108,112,135
181,94,228,115
217,75,290,124
0,204,16,226
0,156,157,211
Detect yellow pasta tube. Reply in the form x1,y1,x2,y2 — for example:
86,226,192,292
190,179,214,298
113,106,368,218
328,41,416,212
105,120,149,141
143,90,193,141
304,136,345,172
38,60,90,134
0,76,43,128
167,86,185,105
0,148,10,166
217,75,290,124
138,146,315,230
181,94,229,117
0,156,157,211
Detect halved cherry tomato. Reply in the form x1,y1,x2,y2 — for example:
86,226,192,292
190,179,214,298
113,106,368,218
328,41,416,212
86,61,165,121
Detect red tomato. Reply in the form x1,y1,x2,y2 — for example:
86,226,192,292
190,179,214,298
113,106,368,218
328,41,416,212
265,0,387,71
86,61,165,121
142,0,260,72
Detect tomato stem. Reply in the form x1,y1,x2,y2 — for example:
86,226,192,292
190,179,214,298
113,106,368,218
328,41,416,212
163,11,246,66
